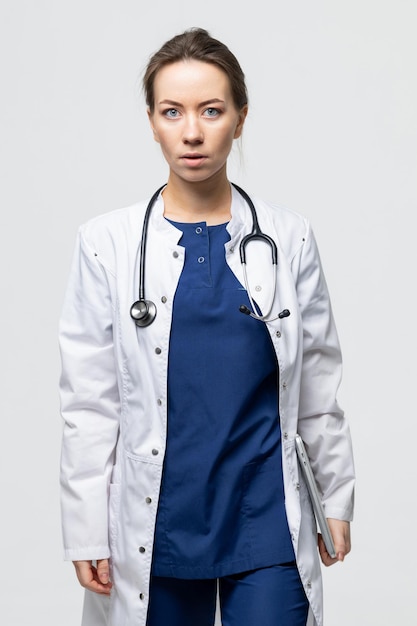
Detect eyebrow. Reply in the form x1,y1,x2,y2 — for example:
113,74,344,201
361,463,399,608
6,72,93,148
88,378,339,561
158,98,225,107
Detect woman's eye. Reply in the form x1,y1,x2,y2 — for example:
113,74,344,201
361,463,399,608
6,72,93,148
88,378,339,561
204,107,220,117
164,108,179,118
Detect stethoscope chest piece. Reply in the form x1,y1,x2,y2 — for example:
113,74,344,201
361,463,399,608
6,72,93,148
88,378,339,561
130,299,157,327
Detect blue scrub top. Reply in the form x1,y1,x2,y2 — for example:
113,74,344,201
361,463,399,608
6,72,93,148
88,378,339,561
152,221,294,579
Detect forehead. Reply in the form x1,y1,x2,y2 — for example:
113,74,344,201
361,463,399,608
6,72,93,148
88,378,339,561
153,59,232,102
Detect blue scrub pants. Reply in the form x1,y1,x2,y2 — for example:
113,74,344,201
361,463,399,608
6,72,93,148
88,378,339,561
146,563,309,626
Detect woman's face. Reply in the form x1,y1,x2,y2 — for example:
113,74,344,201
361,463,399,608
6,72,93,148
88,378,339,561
148,60,247,185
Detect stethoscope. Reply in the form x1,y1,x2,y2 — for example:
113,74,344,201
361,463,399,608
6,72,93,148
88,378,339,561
130,183,290,327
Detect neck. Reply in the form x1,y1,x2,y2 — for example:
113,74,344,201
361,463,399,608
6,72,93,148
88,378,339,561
162,174,232,225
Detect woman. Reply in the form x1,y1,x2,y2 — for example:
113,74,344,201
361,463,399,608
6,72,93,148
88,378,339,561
59,28,355,626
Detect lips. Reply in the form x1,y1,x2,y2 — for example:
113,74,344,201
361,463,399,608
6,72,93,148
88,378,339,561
181,153,207,167
182,153,206,159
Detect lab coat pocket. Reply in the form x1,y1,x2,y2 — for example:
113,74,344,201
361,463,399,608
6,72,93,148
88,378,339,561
284,439,313,504
298,475,316,535
108,482,121,550
283,437,315,536
285,438,316,535
283,437,300,490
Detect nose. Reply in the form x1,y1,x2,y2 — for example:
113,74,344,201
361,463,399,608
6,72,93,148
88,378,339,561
182,115,203,144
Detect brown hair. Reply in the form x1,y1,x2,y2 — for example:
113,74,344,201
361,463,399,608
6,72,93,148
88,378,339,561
143,28,248,113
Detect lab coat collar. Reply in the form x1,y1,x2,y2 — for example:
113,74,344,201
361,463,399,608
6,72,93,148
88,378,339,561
149,190,183,245
227,183,252,245
147,182,251,245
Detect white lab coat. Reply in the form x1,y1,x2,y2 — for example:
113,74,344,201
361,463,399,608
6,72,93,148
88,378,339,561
59,185,355,626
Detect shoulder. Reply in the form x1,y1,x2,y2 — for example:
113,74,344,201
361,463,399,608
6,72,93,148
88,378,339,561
78,200,148,252
251,195,312,260
80,200,147,239
71,200,149,273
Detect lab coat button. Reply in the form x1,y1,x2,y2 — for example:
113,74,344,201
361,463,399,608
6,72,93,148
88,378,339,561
155,347,162,355
157,398,162,406
296,483,300,491
255,285,262,292
283,431,288,439
276,331,281,338
173,251,179,258
307,580,312,589
139,546,146,553
139,593,145,600
282,381,287,389
152,448,159,456
145,497,152,504
230,246,234,253
161,296,167,303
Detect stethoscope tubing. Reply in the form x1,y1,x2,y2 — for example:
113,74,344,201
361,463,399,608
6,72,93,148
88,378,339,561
138,184,166,301
130,183,288,326
231,183,278,266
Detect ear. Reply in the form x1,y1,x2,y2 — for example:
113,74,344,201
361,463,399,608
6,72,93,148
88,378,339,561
233,105,248,139
147,108,160,144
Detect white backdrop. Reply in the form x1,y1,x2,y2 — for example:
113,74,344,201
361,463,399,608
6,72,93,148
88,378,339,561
1,1,416,624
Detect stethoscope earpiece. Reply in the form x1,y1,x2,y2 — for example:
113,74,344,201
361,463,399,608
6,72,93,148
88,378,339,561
130,299,157,327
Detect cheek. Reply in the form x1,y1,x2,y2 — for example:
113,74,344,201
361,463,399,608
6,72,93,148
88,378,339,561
218,127,238,153
153,128,171,150
218,117,241,145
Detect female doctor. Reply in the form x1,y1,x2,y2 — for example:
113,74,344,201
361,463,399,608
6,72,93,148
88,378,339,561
59,28,355,626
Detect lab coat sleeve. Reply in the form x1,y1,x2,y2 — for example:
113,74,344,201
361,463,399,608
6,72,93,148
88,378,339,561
294,222,355,522
59,227,120,561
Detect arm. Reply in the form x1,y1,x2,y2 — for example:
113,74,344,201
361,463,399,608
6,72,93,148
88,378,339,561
59,227,120,568
293,223,355,561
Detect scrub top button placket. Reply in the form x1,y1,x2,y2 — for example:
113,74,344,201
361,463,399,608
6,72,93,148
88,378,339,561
196,223,206,264
195,223,211,284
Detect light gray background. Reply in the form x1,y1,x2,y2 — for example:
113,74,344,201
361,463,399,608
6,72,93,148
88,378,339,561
1,1,416,624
